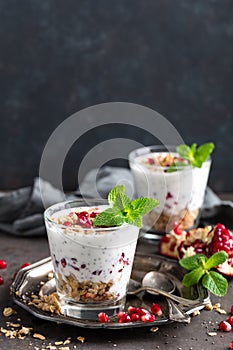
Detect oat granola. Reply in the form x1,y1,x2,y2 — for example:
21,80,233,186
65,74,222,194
57,273,115,302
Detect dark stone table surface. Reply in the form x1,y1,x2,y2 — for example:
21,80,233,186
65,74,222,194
1,226,233,350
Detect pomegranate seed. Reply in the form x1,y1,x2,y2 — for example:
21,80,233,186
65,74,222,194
127,306,139,314
147,158,155,165
160,236,170,243
151,303,162,316
218,320,232,332
61,258,67,267
98,312,109,323
63,221,72,226
227,316,233,326
90,211,98,218
166,192,173,200
141,313,155,323
173,222,183,235
0,276,4,285
136,308,150,316
130,313,140,322
229,341,233,349
0,260,7,269
215,223,226,231
76,212,92,228
118,312,131,323
231,306,233,315
20,262,31,269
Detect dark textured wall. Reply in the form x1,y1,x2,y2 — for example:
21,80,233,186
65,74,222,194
0,0,232,192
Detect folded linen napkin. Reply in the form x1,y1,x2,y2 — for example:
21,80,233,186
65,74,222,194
0,167,232,236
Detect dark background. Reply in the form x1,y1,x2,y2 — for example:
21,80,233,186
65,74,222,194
0,0,232,192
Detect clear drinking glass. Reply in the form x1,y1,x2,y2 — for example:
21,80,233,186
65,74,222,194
129,145,211,234
44,199,139,320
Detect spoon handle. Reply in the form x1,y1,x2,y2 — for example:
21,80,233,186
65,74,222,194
127,286,207,307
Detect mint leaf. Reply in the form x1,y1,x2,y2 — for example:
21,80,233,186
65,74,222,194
124,198,159,217
93,185,159,228
125,216,142,228
176,145,192,161
193,143,215,168
179,254,207,270
204,251,228,270
202,271,228,296
108,185,131,210
182,267,205,287
166,162,188,173
123,198,159,227
93,207,125,227
176,142,215,168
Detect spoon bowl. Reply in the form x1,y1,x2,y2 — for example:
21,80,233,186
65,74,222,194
142,271,175,295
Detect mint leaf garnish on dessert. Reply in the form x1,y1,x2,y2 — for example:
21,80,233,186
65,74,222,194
179,251,228,296
176,142,215,168
93,185,159,228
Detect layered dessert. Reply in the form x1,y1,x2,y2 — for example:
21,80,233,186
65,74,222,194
129,148,211,232
45,204,139,310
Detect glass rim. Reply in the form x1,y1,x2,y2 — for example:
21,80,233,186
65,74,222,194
44,198,125,232
128,144,211,170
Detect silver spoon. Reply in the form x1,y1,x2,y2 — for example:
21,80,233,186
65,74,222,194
143,271,191,323
127,271,205,307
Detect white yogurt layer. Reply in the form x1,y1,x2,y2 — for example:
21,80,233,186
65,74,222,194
130,152,211,215
45,205,139,301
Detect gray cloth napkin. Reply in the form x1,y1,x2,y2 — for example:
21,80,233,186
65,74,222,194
0,167,232,236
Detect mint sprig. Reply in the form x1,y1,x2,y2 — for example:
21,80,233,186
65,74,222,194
93,185,159,228
179,251,228,296
176,142,215,168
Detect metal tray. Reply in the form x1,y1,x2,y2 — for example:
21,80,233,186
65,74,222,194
10,254,210,329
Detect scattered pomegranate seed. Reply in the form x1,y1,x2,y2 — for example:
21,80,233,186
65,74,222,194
118,313,131,323
130,313,140,322
231,305,233,315
128,306,139,314
98,312,109,323
229,341,233,349
0,276,4,285
136,307,150,316
20,262,31,269
218,320,232,332
151,303,163,316
0,260,7,269
141,313,155,323
227,316,233,326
